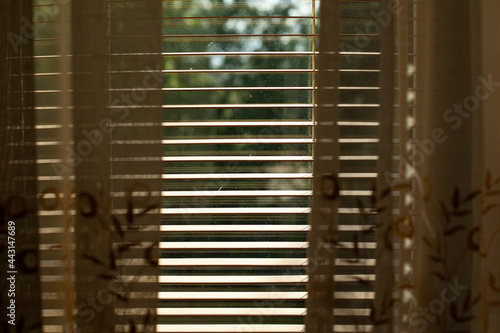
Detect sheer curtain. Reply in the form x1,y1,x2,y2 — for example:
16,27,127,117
1,0,162,332
1,0,42,331
307,0,500,333
410,1,500,332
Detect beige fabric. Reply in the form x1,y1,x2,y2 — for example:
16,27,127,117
70,1,163,332
411,1,500,332
413,1,475,332
307,1,500,332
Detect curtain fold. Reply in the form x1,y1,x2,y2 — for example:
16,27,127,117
411,1,487,332
478,1,500,332
305,0,341,331
373,0,396,331
71,0,115,331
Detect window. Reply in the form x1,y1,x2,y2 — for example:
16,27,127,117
28,0,390,331
30,0,389,331
8,1,499,333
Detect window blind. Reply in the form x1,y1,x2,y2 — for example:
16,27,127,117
159,1,313,332
159,0,385,332
29,0,399,332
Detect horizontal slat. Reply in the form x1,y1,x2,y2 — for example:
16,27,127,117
159,292,307,300
161,173,312,179
161,225,310,232
158,258,377,267
159,190,372,197
160,104,312,109
161,207,389,215
159,242,375,249
160,242,308,249
163,51,312,56
162,139,376,144
42,324,374,333
157,308,305,316
159,173,375,180
160,258,305,267
161,208,310,215
159,69,313,74
161,87,313,91
162,33,315,38
160,275,307,284
162,15,315,19
156,324,305,333
160,225,374,232
158,274,374,284
158,292,373,300
161,121,313,127
162,190,311,197
161,156,312,162
128,69,378,74
160,139,313,144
